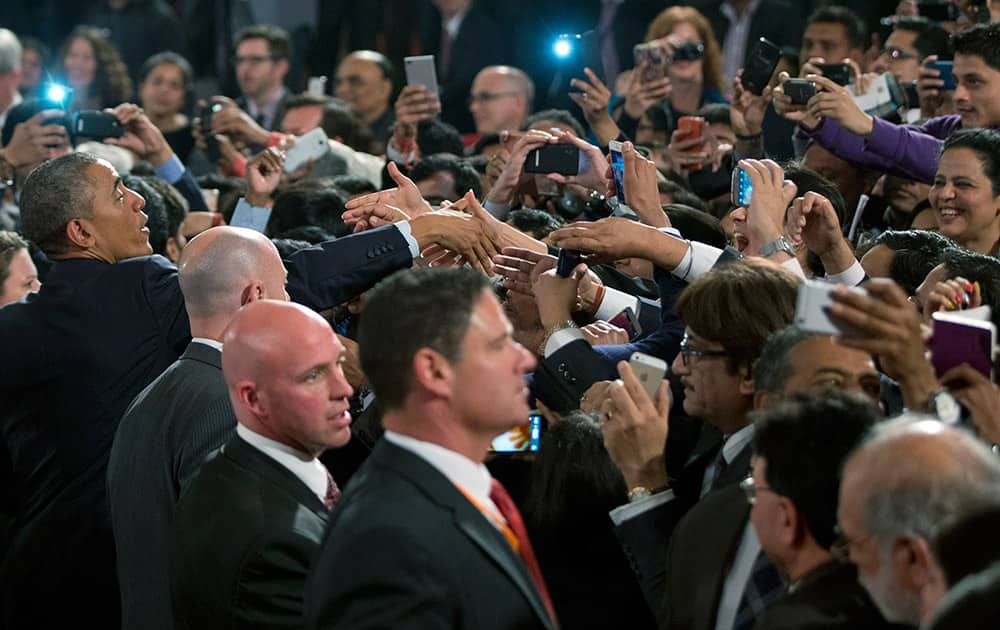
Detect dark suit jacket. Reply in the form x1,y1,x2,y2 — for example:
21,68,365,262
108,341,235,630
0,228,411,629
170,435,329,629
753,561,896,630
694,0,805,67
305,439,556,629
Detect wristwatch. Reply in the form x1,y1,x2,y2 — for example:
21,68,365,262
927,388,962,425
758,235,796,258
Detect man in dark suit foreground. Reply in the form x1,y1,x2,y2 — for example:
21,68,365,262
170,300,353,629
305,267,556,629
109,226,289,630
747,392,891,630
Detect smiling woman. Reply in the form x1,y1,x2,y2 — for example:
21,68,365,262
929,129,1000,256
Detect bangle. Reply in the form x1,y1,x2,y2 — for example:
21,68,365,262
587,284,606,317
537,319,578,356
735,132,762,141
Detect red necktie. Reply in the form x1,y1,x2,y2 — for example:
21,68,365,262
324,468,341,511
489,478,558,626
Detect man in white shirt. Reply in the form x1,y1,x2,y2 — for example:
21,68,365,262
170,299,353,629
305,267,557,630
233,24,291,131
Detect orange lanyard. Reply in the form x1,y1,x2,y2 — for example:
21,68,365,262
455,484,521,555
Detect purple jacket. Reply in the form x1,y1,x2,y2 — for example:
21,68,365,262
799,115,962,184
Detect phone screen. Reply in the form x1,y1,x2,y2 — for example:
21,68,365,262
732,168,753,207
490,414,543,453
610,146,626,203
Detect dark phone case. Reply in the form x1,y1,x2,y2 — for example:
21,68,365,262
199,105,222,162
524,144,580,176
785,80,817,104
72,111,124,139
816,63,851,86
742,38,781,95
928,61,956,90
556,249,582,277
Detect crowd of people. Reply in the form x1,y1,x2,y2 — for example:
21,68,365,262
2,0,1000,629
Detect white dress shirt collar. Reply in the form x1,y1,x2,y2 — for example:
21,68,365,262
723,422,756,465
236,424,328,504
191,337,223,352
442,8,469,39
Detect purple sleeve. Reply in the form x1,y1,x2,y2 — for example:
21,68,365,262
802,116,960,184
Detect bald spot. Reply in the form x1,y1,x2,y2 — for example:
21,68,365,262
221,300,332,390
178,226,282,319
477,65,534,101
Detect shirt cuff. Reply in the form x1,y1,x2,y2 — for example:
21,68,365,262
595,286,640,322
154,153,184,184
826,259,866,286
673,240,722,282
780,256,807,279
483,198,514,220
543,327,585,358
229,198,271,233
609,488,676,526
393,220,421,258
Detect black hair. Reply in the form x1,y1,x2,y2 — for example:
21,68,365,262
407,153,482,201
358,267,491,410
951,22,1000,72
139,176,188,243
270,237,313,259
664,204,727,248
522,108,586,139
416,118,464,158
234,24,292,60
783,163,848,227
754,326,823,394
330,174,377,197
139,51,193,88
507,208,565,240
469,132,501,156
658,179,709,212
874,229,953,295
123,176,168,255
940,128,1000,195
806,6,868,51
752,391,881,549
20,152,98,256
268,178,350,238
894,17,952,61
271,225,334,244
696,103,732,127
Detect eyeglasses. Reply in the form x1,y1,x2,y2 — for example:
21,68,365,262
739,476,778,505
468,91,520,105
234,55,275,66
678,333,728,367
879,46,918,61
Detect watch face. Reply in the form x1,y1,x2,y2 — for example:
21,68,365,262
932,391,962,425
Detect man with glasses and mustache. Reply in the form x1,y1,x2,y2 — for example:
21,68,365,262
869,17,950,84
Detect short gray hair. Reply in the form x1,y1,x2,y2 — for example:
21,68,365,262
754,326,823,393
20,152,100,257
0,29,22,74
857,415,1000,544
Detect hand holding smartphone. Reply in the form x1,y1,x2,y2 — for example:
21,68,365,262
404,55,440,95
628,352,668,401
608,140,626,204
676,116,705,172
740,38,781,95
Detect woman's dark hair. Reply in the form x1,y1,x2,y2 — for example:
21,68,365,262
940,128,1000,195
60,26,133,108
139,51,193,88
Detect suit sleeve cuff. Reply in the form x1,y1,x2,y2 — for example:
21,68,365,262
595,286,640,321
154,153,184,184
825,259,866,286
780,256,807,279
543,327,585,358
609,489,676,526
673,241,722,282
392,220,421,258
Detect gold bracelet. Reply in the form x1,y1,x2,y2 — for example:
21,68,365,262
537,319,578,356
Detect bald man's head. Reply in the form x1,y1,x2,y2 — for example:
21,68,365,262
222,300,353,456
178,226,288,321
469,65,534,134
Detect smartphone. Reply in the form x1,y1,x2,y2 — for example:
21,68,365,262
928,60,956,90
931,310,996,379
628,352,667,401
918,0,957,22
609,307,642,341
794,280,866,335
785,78,817,105
901,81,920,109
72,110,124,140
731,167,753,207
307,75,328,97
608,140,626,203
633,42,667,82
816,63,852,86
672,42,705,63
284,127,331,173
556,248,582,277
199,102,223,162
524,144,580,176
490,412,543,453
404,55,440,95
677,116,705,172
741,38,782,96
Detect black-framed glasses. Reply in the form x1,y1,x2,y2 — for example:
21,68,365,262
468,91,520,105
739,475,778,505
879,46,918,61
678,333,728,367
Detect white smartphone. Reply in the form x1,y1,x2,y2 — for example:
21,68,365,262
404,55,439,95
284,127,330,173
628,352,667,401
307,75,328,97
794,279,865,335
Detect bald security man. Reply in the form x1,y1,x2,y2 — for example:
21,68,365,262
838,417,1000,627
108,227,288,630
170,300,353,629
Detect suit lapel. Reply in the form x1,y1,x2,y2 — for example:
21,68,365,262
181,341,222,369
371,442,555,629
224,436,328,518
